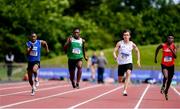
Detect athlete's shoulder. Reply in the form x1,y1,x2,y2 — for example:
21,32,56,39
26,41,31,46
128,41,135,45
81,38,85,42
129,41,134,44
117,40,123,44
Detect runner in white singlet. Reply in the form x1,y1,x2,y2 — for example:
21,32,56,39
113,29,141,96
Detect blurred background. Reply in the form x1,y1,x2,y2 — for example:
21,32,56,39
0,0,179,84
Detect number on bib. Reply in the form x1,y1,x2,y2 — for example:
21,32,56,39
72,48,80,54
164,56,172,62
30,51,38,56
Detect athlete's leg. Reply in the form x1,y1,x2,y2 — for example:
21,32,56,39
124,69,131,92
164,66,174,94
76,60,83,88
162,69,168,90
68,59,76,88
33,64,39,87
118,76,124,83
27,70,33,87
33,64,39,79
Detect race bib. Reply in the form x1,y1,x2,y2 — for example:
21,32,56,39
121,52,129,59
72,48,80,54
164,56,172,62
30,51,38,56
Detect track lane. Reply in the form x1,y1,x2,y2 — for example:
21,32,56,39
0,82,99,108
76,84,148,108
139,85,180,108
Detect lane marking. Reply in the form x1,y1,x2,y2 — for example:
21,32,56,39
171,86,180,96
134,84,150,109
0,84,101,109
0,84,70,97
0,80,49,87
0,82,27,86
68,86,123,109
0,81,60,91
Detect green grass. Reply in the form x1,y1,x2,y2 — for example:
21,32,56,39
41,44,180,69
0,67,26,81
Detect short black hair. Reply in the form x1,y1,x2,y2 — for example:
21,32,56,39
167,33,174,37
73,27,80,32
122,29,131,34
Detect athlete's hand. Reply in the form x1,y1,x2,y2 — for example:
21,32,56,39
114,56,117,61
30,44,34,49
137,60,141,68
154,58,157,63
67,37,72,43
85,56,88,61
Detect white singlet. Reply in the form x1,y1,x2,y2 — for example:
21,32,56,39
117,40,133,65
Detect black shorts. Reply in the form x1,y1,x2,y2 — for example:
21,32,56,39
118,63,133,76
68,58,82,71
161,64,174,74
27,61,40,71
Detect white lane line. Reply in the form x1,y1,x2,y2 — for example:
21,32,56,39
0,84,70,97
0,82,27,86
171,86,180,96
0,81,60,91
134,84,150,109
0,80,49,86
0,84,101,109
68,86,123,109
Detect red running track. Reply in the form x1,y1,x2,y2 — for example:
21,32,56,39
0,80,179,108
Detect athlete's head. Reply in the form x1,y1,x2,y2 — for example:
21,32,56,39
30,33,37,42
122,29,131,42
72,28,80,39
167,34,174,45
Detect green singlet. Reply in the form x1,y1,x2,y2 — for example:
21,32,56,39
67,37,83,59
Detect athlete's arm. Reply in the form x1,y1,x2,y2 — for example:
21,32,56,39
26,43,33,55
154,44,162,63
113,42,120,60
168,45,177,59
64,37,72,53
41,40,49,53
133,42,141,67
82,39,88,61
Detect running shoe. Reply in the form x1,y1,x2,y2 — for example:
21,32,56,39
72,81,76,88
31,88,35,96
122,90,128,96
76,83,80,89
164,94,168,100
160,86,165,94
35,80,39,87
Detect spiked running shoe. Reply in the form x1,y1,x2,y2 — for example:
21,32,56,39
76,83,80,89
31,88,35,96
160,86,165,94
122,90,128,96
35,80,39,87
164,94,168,100
72,81,76,88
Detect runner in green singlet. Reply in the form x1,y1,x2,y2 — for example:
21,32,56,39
64,28,88,88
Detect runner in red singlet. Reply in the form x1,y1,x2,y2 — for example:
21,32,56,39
155,35,177,100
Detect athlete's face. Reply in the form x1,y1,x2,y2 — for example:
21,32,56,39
30,34,37,42
73,29,80,39
123,32,131,41
167,36,174,44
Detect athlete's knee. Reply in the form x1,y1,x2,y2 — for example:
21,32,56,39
33,64,39,72
118,77,123,83
164,75,168,80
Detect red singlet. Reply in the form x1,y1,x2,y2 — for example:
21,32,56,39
161,43,175,66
